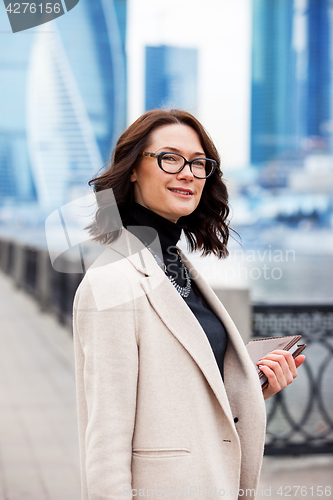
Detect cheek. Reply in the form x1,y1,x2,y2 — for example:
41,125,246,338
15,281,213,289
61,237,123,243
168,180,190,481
197,182,206,199
135,167,153,191
139,175,165,200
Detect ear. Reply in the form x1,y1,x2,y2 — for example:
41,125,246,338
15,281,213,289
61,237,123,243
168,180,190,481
130,168,137,182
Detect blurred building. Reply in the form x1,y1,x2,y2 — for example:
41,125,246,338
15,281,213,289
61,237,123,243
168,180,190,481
0,35,36,204
145,45,198,112
306,0,332,149
251,0,333,164
0,0,127,211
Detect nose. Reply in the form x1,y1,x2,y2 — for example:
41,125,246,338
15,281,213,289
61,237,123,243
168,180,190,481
176,162,194,181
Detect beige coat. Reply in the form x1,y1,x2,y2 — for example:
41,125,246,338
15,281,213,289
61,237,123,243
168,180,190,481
73,228,267,500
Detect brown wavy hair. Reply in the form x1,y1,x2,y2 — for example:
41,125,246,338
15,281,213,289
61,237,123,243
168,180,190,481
87,109,231,258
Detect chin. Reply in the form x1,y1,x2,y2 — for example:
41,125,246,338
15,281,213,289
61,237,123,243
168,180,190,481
173,208,195,219
162,202,198,221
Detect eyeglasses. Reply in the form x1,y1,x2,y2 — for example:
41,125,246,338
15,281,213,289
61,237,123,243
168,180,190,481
141,151,217,179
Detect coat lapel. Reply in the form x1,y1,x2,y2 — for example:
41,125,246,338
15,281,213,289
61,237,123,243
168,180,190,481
106,229,242,430
140,274,236,428
179,249,266,418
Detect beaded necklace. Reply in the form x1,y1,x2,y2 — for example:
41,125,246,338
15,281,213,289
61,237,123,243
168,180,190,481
144,243,191,298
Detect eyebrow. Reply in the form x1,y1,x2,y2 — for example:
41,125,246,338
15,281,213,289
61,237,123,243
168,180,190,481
159,146,206,156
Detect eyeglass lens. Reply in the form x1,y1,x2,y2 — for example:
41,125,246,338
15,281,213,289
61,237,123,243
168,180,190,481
159,153,214,178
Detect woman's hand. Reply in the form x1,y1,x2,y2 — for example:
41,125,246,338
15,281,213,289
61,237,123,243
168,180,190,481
257,350,306,400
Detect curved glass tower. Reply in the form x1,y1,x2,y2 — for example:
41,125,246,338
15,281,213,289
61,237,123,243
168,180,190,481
1,0,127,210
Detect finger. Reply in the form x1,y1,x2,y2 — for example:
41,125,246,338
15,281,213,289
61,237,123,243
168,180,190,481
259,349,295,366
258,363,285,394
294,354,306,368
260,353,306,400
258,350,298,378
260,355,297,385
257,352,296,382
258,358,292,386
272,350,303,378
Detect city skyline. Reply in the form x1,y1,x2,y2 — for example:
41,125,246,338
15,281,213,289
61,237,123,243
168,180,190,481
0,0,332,231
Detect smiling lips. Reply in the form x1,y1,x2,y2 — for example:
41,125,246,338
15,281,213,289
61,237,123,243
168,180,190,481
168,188,193,196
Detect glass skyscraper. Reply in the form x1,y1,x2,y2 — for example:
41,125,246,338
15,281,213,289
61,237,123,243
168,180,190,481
0,32,36,203
145,45,198,113
306,0,332,148
251,0,298,164
0,0,127,210
250,0,333,164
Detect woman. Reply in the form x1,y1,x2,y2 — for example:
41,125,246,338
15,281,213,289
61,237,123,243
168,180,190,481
73,109,305,500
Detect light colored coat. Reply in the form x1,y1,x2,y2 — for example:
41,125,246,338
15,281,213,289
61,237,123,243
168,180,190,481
73,228,267,500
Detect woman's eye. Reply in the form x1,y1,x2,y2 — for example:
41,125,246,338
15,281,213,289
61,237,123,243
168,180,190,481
193,160,205,168
163,155,177,162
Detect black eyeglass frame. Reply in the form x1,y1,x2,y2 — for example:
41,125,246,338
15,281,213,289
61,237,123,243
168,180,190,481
141,151,217,179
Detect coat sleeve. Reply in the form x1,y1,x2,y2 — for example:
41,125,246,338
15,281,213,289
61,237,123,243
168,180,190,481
73,266,139,500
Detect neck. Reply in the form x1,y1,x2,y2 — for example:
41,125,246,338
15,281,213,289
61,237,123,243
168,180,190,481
137,203,179,224
121,202,187,251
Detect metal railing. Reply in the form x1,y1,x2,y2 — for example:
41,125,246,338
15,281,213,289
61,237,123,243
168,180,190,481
0,238,82,327
253,304,333,455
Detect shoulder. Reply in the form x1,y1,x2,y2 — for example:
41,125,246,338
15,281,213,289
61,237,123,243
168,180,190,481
74,246,141,313
72,248,142,345
74,227,163,312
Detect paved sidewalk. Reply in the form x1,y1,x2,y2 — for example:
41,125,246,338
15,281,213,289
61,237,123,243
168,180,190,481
0,273,81,500
0,272,332,500
257,455,333,499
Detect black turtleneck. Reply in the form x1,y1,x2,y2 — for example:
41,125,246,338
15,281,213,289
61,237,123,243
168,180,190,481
122,202,228,381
